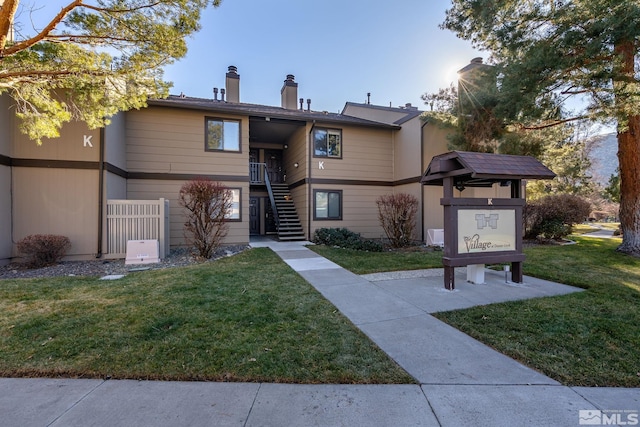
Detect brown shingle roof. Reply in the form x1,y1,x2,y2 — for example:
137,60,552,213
422,151,556,186
147,96,400,129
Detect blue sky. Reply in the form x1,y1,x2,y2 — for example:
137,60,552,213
164,0,481,112
18,0,481,112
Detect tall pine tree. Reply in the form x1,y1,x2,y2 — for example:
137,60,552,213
0,0,219,143
443,0,640,255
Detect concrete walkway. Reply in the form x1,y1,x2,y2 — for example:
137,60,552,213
2,239,638,426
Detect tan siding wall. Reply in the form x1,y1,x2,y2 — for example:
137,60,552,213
342,105,407,125
422,122,450,165
103,173,127,255
290,185,309,238
0,94,13,157
14,120,100,162
12,168,99,260
310,184,393,239
423,185,445,234
106,173,127,200
0,95,13,264
105,112,127,169
127,179,249,247
126,107,248,176
393,183,423,242
0,166,11,265
311,125,393,181
125,106,250,248
421,123,452,236
9,117,101,261
393,119,422,182
283,125,308,185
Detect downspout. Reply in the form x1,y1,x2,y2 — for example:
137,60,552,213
307,121,316,240
96,127,105,258
420,119,428,243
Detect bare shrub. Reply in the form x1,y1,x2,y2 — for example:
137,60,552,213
525,194,592,239
376,193,418,248
179,178,232,259
17,234,71,267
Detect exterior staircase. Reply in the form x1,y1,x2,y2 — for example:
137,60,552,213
270,183,305,241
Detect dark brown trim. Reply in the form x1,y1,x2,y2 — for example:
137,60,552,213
11,158,99,169
394,176,421,186
290,177,422,188
312,127,343,160
127,172,249,182
204,116,243,153
97,127,105,258
289,178,308,190
311,178,394,187
104,162,127,179
0,154,11,167
313,189,343,221
7,156,250,184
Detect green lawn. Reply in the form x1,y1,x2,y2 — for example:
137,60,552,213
308,245,444,274
0,248,413,384
311,236,640,387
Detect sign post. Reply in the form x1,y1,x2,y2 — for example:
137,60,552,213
422,151,555,290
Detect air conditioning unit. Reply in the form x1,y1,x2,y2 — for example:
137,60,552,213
427,229,444,247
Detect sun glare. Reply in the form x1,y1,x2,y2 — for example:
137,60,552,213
443,65,460,86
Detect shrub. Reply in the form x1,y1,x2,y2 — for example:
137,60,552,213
179,178,232,259
313,228,383,252
376,193,419,248
17,234,71,267
524,194,592,240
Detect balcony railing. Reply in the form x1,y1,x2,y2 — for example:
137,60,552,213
249,162,279,226
250,162,266,184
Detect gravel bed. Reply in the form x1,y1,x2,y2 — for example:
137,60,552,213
0,246,249,280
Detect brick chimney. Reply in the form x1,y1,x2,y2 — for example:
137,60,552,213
281,74,298,110
225,65,240,103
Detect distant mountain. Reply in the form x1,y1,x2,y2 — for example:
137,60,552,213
588,133,618,185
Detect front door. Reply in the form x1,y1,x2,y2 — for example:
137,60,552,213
265,197,277,233
265,150,283,184
249,197,260,235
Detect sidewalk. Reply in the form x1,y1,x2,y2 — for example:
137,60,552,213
1,239,638,426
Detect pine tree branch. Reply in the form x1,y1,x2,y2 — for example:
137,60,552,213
1,1,166,57
1,0,83,57
517,116,589,131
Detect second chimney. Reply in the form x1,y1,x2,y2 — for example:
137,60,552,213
281,74,298,110
225,65,240,103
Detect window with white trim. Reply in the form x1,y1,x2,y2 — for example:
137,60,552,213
225,188,241,221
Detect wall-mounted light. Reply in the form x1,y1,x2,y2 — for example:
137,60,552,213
294,162,299,168
283,144,288,149
455,180,466,192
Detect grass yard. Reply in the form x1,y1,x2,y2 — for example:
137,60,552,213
308,245,444,275
0,248,413,384
311,236,640,387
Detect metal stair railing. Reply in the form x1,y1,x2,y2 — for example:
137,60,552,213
262,166,280,228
